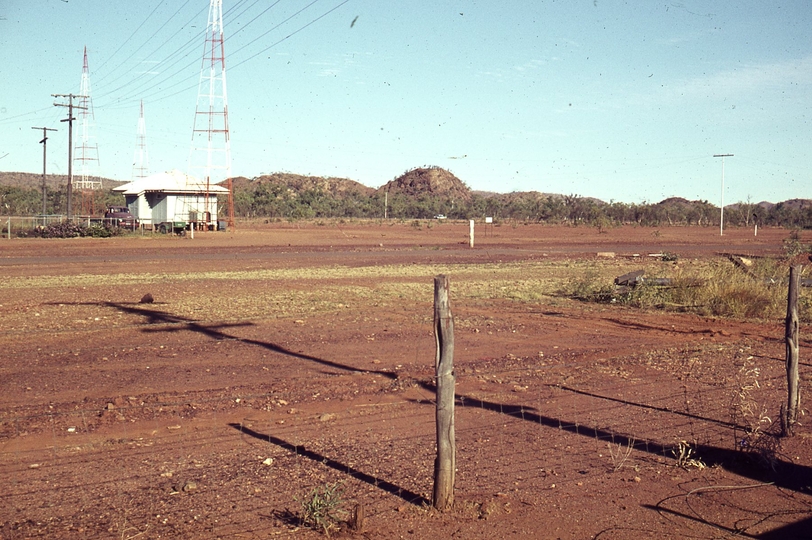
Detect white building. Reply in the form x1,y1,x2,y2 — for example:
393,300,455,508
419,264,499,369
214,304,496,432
113,170,229,230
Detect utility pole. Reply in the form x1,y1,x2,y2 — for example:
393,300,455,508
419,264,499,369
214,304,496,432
32,126,57,216
713,154,733,236
53,94,87,220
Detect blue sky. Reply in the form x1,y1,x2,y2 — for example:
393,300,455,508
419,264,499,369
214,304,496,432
1,0,810,204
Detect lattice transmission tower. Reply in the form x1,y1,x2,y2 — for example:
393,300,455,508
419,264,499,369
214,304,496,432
189,0,235,229
74,46,102,214
132,100,149,181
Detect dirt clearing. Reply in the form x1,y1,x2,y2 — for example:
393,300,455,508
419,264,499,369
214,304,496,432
1,222,810,539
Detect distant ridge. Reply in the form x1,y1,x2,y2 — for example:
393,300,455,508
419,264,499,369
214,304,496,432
1,170,809,221
232,172,374,197
0,171,124,190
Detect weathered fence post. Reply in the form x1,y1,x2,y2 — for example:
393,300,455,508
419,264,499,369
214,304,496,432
783,265,801,436
433,275,456,511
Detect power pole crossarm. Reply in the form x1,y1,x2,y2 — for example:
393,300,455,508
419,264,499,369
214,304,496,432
32,126,58,215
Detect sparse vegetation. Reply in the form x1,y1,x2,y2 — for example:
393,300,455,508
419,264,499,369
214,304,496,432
567,269,617,303
672,440,705,470
731,357,780,468
567,257,811,322
783,229,811,259
296,481,348,536
607,438,635,472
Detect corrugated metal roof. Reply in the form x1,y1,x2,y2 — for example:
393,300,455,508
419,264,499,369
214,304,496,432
113,170,230,196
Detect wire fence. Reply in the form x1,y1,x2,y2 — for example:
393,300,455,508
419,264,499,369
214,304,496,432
0,336,795,538
0,215,145,235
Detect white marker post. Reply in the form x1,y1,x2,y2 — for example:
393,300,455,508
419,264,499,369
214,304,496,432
713,153,733,236
469,220,475,248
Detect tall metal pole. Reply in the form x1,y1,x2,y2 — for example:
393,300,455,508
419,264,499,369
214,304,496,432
32,127,57,215
53,94,87,220
713,154,733,236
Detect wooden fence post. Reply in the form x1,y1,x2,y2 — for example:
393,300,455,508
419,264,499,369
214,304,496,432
433,275,456,511
783,265,801,436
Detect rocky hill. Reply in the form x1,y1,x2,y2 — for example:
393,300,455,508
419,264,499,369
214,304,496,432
379,167,472,202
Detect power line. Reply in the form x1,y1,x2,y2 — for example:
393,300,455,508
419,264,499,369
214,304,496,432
94,0,168,76
231,0,352,71
92,2,206,99
229,0,324,67
93,0,281,107
93,0,256,101
96,0,352,111
0,106,55,127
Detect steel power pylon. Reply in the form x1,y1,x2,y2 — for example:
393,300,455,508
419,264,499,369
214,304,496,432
75,47,101,190
132,100,149,181
189,0,235,229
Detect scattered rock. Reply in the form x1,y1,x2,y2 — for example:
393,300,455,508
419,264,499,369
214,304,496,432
140,293,154,304
319,413,337,422
262,458,273,466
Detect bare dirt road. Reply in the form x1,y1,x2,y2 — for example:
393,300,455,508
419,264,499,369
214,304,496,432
1,222,810,539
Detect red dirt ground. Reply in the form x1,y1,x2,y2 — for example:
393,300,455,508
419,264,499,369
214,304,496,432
1,222,811,539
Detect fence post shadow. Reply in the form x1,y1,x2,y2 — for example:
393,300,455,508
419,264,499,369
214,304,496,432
227,422,430,507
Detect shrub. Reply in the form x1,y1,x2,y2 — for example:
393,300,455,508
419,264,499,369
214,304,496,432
782,229,809,259
28,221,125,239
566,269,616,303
33,221,86,238
296,481,347,535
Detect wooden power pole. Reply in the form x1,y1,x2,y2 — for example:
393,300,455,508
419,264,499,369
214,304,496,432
433,275,456,511
32,126,57,215
53,94,86,220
